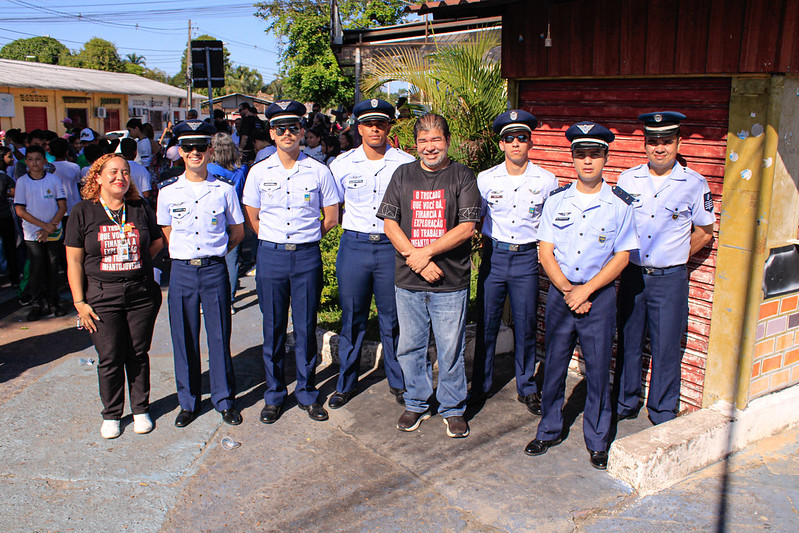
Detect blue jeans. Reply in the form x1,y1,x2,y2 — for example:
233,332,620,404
395,287,468,418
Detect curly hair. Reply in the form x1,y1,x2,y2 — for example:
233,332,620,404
81,153,141,203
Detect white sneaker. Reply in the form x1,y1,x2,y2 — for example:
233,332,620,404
133,413,154,434
101,419,121,439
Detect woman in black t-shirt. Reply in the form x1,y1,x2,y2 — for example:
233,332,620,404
65,153,164,439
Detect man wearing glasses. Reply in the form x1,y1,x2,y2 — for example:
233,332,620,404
157,120,245,428
377,113,482,438
472,110,559,415
328,99,415,409
243,100,340,424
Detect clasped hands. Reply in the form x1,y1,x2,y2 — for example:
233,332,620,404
561,283,592,314
401,247,444,283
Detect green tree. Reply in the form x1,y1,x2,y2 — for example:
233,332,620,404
125,53,146,66
69,37,124,72
363,30,506,173
0,36,69,64
264,77,286,99
225,65,264,95
255,0,406,106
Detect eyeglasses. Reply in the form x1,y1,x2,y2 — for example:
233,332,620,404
274,125,301,136
502,134,530,143
180,144,209,153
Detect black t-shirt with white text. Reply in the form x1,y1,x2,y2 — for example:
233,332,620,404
377,160,481,292
65,198,162,282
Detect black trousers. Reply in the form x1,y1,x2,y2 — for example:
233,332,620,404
86,277,162,419
0,216,19,283
25,240,60,307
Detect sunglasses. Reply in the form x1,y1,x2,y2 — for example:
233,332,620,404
180,143,209,153
274,125,301,136
502,134,531,143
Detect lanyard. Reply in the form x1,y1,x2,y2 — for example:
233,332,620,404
99,197,127,239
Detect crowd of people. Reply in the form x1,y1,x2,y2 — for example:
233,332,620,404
0,100,714,472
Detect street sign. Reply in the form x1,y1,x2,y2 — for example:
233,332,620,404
191,40,225,88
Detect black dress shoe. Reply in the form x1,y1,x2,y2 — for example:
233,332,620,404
617,410,638,421
328,390,356,409
26,306,43,322
518,392,542,415
174,409,195,427
260,405,281,424
298,402,329,421
221,408,242,425
389,387,406,405
51,302,67,317
524,437,561,456
589,449,609,470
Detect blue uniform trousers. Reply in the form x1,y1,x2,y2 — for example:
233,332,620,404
616,264,688,424
536,283,616,451
256,241,322,406
335,230,403,393
168,258,236,413
473,244,539,397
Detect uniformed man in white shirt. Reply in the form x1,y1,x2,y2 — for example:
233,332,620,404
157,120,245,428
525,122,638,470
242,100,340,424
473,110,559,415
328,98,415,409
615,112,714,425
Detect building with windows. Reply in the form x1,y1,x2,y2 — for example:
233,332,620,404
0,58,202,136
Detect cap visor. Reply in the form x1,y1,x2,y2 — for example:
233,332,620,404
499,124,532,136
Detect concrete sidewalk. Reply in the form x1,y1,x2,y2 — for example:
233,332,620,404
0,275,797,531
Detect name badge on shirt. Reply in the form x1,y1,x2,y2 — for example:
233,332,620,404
347,177,366,189
170,202,189,219
118,243,130,262
488,191,504,203
555,211,571,222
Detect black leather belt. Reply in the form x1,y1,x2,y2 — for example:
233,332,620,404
637,264,686,276
345,230,390,242
259,240,319,251
492,239,536,252
174,257,224,266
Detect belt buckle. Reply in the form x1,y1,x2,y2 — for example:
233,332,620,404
369,234,381,242
643,267,654,275
189,259,203,266
284,243,297,251
508,244,519,252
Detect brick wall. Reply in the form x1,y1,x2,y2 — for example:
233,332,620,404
751,293,799,399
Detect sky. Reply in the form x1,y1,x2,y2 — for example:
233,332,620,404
0,0,282,82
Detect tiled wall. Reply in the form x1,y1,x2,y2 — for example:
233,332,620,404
751,293,799,399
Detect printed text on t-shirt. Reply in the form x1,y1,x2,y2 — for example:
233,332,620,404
411,189,446,247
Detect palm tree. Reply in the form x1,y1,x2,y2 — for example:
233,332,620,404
125,53,146,66
362,28,506,172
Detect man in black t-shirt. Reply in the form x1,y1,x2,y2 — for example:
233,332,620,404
377,113,481,438
237,103,264,162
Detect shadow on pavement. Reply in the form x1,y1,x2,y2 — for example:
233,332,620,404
0,326,93,384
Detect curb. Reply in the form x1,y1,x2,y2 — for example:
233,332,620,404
608,383,799,495
316,323,515,367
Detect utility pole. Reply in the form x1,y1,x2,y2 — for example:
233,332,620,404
186,19,192,115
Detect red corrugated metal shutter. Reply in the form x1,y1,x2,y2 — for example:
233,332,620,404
23,106,48,132
519,77,730,412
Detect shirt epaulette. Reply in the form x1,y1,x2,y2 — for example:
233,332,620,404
158,176,179,189
212,173,234,186
612,185,634,205
550,184,570,196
